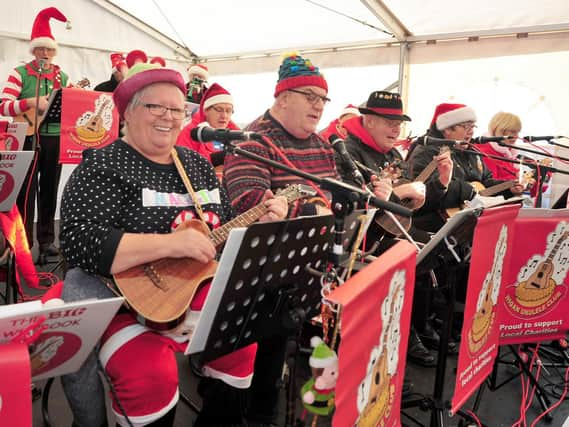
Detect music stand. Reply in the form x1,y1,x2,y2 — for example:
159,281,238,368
40,89,63,129
552,188,569,209
404,208,482,427
188,212,367,424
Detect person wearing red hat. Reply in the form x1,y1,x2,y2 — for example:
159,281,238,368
406,102,524,359
126,49,148,68
408,102,524,233
94,52,127,93
0,7,70,258
149,56,166,67
59,63,287,427
186,63,209,104
319,103,360,142
177,82,238,167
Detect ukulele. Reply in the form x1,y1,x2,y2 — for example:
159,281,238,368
516,231,569,307
14,78,90,136
445,177,527,218
113,184,314,331
376,146,450,236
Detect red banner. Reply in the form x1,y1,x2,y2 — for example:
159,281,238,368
0,343,32,426
327,241,416,427
59,88,118,164
498,209,569,345
451,205,520,414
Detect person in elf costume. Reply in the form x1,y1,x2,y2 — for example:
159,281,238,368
301,336,338,417
0,7,70,260
186,63,209,104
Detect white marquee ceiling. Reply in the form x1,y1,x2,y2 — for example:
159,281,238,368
109,0,569,58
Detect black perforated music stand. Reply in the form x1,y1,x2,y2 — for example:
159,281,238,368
187,211,369,424
190,211,376,361
404,208,482,427
40,89,63,128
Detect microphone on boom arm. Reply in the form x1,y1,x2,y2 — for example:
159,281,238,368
328,135,365,186
190,125,261,143
419,136,461,147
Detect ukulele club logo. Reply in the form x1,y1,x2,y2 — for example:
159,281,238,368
468,225,507,354
71,94,114,147
505,222,569,318
0,171,15,204
356,270,405,427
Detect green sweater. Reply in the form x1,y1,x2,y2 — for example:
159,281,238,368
16,63,68,136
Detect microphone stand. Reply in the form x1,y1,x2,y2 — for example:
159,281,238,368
31,60,44,152
220,137,413,219
545,138,569,151
493,140,569,163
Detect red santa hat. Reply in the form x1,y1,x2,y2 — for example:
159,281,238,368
431,103,477,131
187,64,209,80
110,53,126,73
29,7,68,54
202,83,233,111
126,50,148,68
150,56,166,67
340,104,360,118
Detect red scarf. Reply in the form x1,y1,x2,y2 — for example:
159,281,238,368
342,116,391,154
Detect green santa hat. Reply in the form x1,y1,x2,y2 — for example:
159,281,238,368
309,336,338,369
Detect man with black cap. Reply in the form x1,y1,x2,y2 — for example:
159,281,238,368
337,90,454,367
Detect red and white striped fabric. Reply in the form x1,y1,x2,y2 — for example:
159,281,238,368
0,69,27,117
98,283,257,426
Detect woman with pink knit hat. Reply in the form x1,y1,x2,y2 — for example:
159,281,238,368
177,82,239,168
59,63,288,427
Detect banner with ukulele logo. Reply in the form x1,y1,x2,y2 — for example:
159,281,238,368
59,88,119,164
451,205,520,414
498,209,569,345
327,241,416,427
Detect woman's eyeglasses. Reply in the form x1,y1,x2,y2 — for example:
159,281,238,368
141,103,187,120
455,123,477,131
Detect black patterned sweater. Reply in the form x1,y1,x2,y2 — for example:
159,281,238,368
60,139,233,276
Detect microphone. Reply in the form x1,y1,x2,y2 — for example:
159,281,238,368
471,136,514,144
418,136,459,147
190,125,260,143
522,135,563,142
329,135,365,186
38,59,46,73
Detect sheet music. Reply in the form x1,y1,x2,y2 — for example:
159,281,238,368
0,297,123,380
